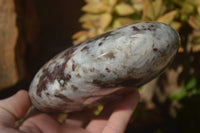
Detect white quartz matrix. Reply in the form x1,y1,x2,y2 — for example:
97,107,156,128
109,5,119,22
29,22,180,113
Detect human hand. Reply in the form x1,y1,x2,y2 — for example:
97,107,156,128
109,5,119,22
0,89,139,133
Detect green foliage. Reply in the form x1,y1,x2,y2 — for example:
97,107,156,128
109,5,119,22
170,77,199,101
73,0,179,44
170,76,200,132
93,104,104,116
73,0,200,53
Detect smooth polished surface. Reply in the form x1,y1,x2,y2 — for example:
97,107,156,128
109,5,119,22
29,22,180,113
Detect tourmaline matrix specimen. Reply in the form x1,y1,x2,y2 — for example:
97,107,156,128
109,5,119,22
29,22,180,113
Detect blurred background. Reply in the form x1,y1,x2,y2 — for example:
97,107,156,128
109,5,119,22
0,0,200,132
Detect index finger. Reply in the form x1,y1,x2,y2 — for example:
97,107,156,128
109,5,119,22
87,89,140,133
102,89,140,133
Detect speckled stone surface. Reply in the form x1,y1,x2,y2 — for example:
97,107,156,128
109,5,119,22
29,22,180,113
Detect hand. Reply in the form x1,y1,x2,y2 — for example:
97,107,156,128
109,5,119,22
0,89,139,133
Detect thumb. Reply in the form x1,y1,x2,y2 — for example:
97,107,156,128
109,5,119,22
0,90,31,127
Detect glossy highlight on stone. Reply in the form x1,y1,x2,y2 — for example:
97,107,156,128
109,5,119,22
29,22,180,113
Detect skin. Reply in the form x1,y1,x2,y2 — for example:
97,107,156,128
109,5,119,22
0,89,139,133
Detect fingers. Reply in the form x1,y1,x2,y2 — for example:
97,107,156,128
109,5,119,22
20,112,90,133
0,127,22,133
86,101,119,133
102,89,140,133
0,90,31,127
64,107,95,128
60,126,90,133
19,113,61,133
86,89,140,133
